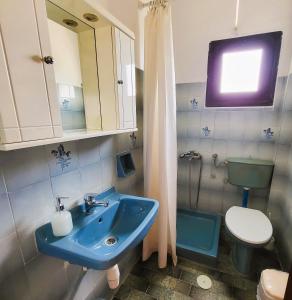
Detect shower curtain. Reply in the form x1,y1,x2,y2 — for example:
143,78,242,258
143,1,177,268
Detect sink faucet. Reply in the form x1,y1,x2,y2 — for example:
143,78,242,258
84,193,109,214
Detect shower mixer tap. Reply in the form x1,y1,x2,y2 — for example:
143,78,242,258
179,151,201,160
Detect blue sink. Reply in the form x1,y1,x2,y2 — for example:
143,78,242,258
35,188,159,270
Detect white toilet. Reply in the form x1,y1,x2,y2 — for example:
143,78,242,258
257,269,289,300
225,206,273,274
225,158,275,274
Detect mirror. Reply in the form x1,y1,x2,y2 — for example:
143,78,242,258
46,0,101,130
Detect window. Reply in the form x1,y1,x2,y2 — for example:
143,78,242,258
206,32,282,107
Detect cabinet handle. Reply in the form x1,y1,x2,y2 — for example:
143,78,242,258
43,56,54,64
117,80,124,85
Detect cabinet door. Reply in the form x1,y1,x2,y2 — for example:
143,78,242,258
0,28,21,144
34,0,63,137
114,28,136,129
0,0,57,141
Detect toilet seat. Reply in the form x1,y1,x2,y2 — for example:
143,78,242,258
225,206,273,245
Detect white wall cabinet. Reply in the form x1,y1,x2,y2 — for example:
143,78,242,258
0,0,62,144
0,0,136,149
96,26,136,130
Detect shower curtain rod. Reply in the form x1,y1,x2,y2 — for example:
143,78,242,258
139,0,168,9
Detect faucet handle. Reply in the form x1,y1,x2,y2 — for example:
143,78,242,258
84,194,96,203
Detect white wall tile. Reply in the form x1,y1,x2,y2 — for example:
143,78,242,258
77,138,101,167
229,111,245,141
279,110,292,144
51,170,83,208
214,111,230,139
115,133,132,153
132,148,143,180
9,180,55,262
227,140,244,157
99,136,117,159
283,75,292,111
273,77,287,111
80,163,102,195
16,223,39,263
9,180,55,229
243,111,262,141
184,138,200,153
258,142,275,160
185,111,201,138
3,147,50,192
177,184,189,209
176,83,192,111
0,193,15,240
0,233,24,283
242,142,259,158
177,160,190,185
101,157,116,190
212,140,227,159
0,171,6,194
177,112,188,138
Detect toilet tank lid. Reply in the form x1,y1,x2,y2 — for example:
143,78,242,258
261,269,289,299
226,158,274,166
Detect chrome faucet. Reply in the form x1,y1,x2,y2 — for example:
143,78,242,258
84,193,109,214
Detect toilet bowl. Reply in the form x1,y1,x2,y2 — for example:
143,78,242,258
225,206,273,274
257,269,289,300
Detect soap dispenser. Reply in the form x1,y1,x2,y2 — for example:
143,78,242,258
51,196,73,237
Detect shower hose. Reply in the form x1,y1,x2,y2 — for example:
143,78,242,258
188,156,202,209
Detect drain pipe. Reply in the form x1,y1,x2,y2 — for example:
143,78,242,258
106,264,120,289
242,187,250,208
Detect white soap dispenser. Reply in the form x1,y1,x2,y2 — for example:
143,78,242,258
51,196,73,237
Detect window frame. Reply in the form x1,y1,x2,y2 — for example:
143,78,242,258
205,31,283,108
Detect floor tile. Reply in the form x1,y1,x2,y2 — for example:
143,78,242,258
114,230,280,300
114,284,131,299
128,288,156,299
125,274,149,292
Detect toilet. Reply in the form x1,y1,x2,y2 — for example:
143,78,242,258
225,206,273,274
225,158,275,274
257,269,289,300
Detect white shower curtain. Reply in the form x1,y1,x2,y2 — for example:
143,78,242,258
143,1,177,268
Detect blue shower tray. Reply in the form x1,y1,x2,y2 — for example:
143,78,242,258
177,209,221,266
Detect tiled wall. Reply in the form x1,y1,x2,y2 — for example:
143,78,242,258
0,69,144,300
269,72,292,271
177,77,287,215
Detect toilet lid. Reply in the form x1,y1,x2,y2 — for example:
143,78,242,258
225,206,273,245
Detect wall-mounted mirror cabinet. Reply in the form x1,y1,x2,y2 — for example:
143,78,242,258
0,0,136,150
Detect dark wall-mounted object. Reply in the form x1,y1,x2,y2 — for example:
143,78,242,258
206,31,282,107
116,152,136,177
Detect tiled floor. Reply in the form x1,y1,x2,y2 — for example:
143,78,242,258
113,230,280,300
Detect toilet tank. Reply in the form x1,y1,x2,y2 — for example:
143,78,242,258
226,158,274,189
